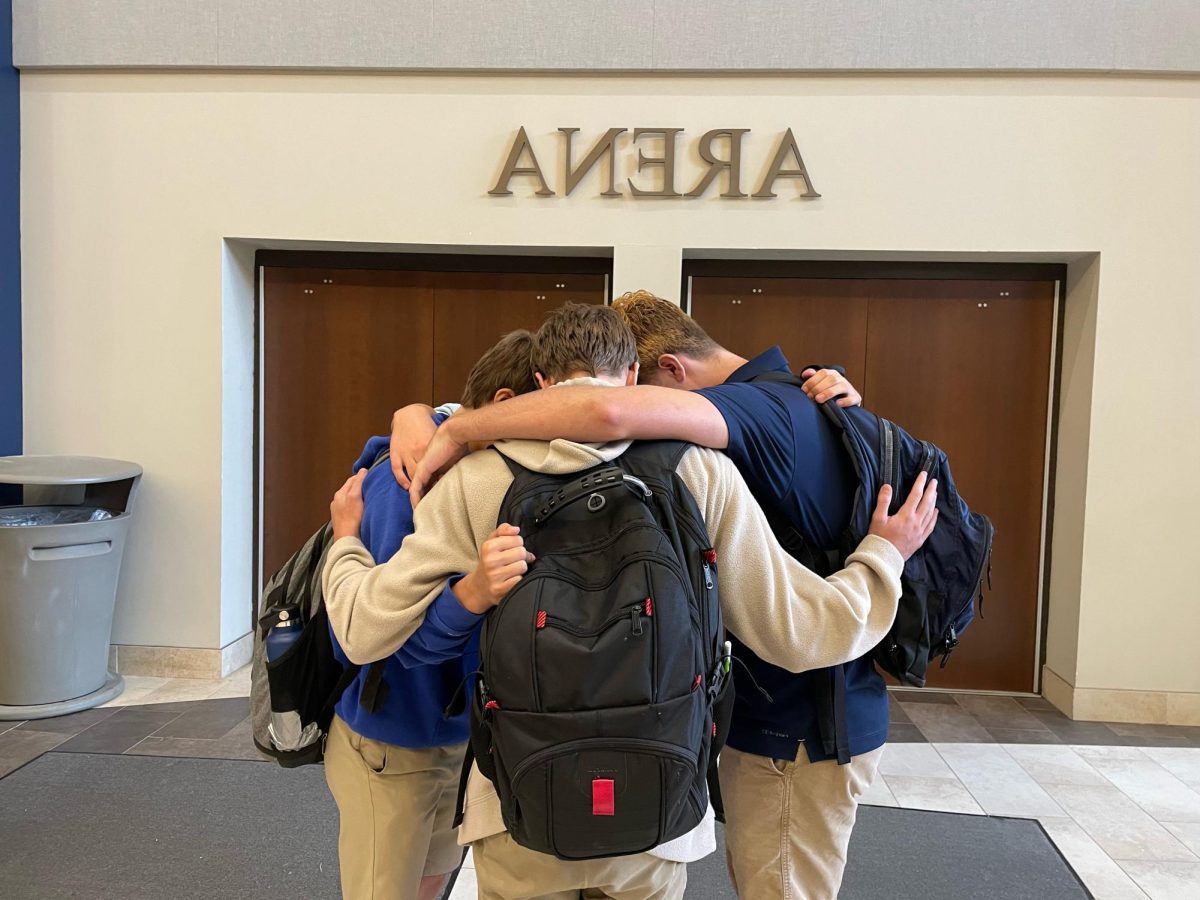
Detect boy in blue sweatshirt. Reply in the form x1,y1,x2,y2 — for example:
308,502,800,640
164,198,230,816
324,330,537,900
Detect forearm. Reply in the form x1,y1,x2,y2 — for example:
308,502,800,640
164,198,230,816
743,535,904,672
679,447,903,674
394,578,484,668
445,385,728,449
321,537,442,664
323,467,491,664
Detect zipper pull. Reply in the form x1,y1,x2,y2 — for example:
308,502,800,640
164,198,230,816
702,549,716,589
630,606,644,636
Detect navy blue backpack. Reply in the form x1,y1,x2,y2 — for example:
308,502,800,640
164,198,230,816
752,371,994,689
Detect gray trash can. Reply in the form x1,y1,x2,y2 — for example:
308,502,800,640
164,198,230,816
0,456,142,720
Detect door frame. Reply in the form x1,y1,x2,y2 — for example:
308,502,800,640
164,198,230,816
682,259,1067,696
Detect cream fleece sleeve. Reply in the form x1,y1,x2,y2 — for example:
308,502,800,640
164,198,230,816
322,465,484,665
676,446,904,673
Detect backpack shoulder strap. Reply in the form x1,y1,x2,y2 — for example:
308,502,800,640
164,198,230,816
745,369,808,390
745,368,855,436
369,447,391,471
618,439,691,475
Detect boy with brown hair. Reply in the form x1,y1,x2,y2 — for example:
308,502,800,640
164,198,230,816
404,292,888,899
326,303,937,899
323,329,537,900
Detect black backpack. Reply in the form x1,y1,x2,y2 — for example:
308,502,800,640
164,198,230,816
459,441,733,861
249,452,390,767
752,371,994,687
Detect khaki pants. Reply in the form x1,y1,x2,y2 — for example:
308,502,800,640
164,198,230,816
720,744,883,900
324,715,466,900
472,831,686,900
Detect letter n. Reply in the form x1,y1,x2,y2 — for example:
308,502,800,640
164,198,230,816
560,128,626,196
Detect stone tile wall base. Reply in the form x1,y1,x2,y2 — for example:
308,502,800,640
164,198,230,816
1043,666,1200,726
112,633,254,680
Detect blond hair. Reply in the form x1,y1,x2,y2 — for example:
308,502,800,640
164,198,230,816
460,330,537,408
611,290,719,380
531,302,638,383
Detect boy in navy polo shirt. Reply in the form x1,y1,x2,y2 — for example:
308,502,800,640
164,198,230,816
404,294,881,899
324,330,538,900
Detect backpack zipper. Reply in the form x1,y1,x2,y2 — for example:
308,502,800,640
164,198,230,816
536,602,649,638
935,515,995,663
509,736,698,787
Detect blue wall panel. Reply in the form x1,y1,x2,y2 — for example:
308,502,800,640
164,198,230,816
1,0,20,455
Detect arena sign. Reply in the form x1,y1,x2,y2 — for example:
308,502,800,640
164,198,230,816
488,127,820,199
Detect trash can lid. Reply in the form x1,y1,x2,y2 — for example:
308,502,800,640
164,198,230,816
0,455,143,486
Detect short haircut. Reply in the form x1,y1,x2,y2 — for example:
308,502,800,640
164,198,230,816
531,302,638,383
612,290,720,381
460,329,537,408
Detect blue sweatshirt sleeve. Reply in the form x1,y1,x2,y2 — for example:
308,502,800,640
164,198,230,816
394,576,485,668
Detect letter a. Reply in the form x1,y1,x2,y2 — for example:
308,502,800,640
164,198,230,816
752,129,820,198
489,127,555,196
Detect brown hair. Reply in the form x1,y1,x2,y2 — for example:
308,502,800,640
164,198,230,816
460,329,537,408
531,302,637,382
611,290,720,380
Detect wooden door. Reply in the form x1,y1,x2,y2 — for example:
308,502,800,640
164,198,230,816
262,266,608,584
691,275,1054,693
863,280,1054,692
262,268,435,579
688,278,869,388
432,272,608,403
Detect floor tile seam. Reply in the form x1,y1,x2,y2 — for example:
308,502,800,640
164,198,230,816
1110,851,1200,867
1034,823,1152,899
1034,785,1160,842
1109,788,1200,831
930,741,1055,794
1098,756,1200,797
874,773,986,814
904,767,1003,817
1000,743,1122,791
1060,807,1200,864
153,712,251,743
964,715,1057,734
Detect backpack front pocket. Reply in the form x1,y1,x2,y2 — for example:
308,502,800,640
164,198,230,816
508,737,697,860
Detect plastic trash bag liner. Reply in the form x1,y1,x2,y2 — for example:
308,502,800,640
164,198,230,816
0,506,115,526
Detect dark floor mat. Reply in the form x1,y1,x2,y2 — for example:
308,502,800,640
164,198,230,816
0,753,1089,899
687,806,1091,899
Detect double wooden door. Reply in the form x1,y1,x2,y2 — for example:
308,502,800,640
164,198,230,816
261,267,607,581
691,276,1056,693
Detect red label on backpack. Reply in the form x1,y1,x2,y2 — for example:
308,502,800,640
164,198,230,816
592,779,615,816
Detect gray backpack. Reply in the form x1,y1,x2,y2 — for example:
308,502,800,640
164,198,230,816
250,454,388,767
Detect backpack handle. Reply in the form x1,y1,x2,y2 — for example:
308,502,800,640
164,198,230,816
532,466,651,526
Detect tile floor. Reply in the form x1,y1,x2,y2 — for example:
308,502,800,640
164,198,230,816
2,671,1198,899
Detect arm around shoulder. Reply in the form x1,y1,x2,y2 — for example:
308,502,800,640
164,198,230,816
322,468,482,664
676,448,904,674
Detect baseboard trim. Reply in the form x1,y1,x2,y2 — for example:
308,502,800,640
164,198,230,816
112,633,254,680
1040,665,1200,726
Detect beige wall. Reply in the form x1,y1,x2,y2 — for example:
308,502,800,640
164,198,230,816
19,74,1200,714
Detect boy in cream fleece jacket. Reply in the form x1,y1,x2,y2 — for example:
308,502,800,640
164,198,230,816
324,304,938,900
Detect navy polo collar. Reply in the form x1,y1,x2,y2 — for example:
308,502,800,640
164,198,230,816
725,345,792,384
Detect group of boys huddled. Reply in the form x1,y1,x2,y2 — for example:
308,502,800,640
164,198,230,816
320,292,938,900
